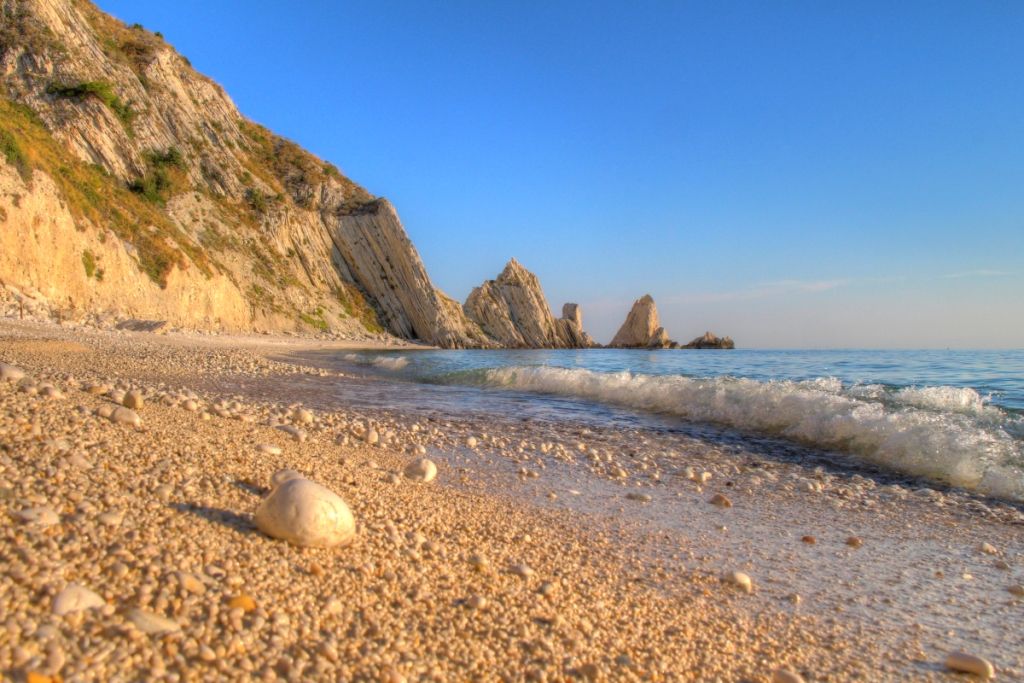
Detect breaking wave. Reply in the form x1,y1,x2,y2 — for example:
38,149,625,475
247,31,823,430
372,356,409,371
475,366,1024,500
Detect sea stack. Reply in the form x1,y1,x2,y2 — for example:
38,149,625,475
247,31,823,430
682,331,735,349
463,259,596,349
609,295,678,349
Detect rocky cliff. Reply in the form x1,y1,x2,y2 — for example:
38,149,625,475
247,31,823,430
0,0,492,346
463,259,595,349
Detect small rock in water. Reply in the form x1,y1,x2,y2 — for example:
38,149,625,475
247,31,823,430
269,469,305,491
404,458,437,483
52,585,105,616
109,407,141,427
126,608,182,634
626,492,652,502
723,570,752,594
696,471,713,484
801,536,816,545
122,390,144,409
771,670,806,683
994,560,1011,570
466,436,478,448
979,542,998,555
256,444,282,455
846,536,863,548
255,478,356,548
944,651,994,679
709,493,732,507
15,507,60,526
1007,584,1024,597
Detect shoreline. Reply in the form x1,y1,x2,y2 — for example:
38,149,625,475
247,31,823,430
0,318,1021,682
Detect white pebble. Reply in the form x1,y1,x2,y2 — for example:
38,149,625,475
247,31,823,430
945,651,994,679
109,407,141,427
404,458,437,483
15,506,60,526
723,570,752,593
256,444,282,455
772,670,806,683
126,608,182,634
255,478,356,548
52,584,105,616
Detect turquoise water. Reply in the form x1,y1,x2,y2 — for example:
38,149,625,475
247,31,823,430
319,349,1024,500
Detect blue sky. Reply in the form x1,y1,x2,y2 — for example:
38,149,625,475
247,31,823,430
99,1,1024,347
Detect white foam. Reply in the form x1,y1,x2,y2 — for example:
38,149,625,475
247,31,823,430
342,353,358,361
482,366,1024,500
372,356,409,371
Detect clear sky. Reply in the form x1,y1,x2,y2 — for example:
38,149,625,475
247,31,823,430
98,1,1024,348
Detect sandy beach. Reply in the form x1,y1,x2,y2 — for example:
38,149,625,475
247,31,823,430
0,318,1021,683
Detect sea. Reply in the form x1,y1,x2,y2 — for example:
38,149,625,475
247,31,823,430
303,349,1024,501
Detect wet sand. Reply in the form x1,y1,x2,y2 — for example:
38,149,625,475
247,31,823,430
0,318,1021,682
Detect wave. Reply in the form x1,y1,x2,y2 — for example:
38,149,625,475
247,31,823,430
372,356,409,371
473,366,1024,500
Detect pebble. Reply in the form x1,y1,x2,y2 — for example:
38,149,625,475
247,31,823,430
276,424,307,442
293,409,313,424
626,492,652,502
801,536,816,545
108,406,141,427
0,362,26,381
468,554,490,571
944,651,994,679
510,564,534,579
710,493,732,507
183,399,198,411
772,670,806,683
177,572,207,595
257,443,283,455
466,436,478,448
269,469,305,490
122,389,144,409
467,595,488,609
365,428,379,445
15,506,60,526
994,560,1010,570
126,608,182,634
51,584,105,616
979,542,998,555
696,471,713,484
96,511,123,527
255,477,356,548
579,663,601,680
846,536,862,548
1007,585,1024,597
723,571,752,594
228,594,257,612
403,457,437,483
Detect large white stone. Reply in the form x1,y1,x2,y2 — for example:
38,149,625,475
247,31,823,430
109,407,141,427
255,478,356,548
403,458,437,483
52,584,105,616
0,363,25,381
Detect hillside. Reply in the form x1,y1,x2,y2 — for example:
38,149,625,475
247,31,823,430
0,0,499,346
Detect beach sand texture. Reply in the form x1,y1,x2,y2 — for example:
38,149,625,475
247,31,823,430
0,318,1020,682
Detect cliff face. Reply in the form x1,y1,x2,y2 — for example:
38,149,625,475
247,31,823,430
0,0,491,344
463,259,594,349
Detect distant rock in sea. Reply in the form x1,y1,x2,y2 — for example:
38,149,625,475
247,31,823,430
609,294,679,349
463,258,596,349
609,295,735,349
682,331,735,349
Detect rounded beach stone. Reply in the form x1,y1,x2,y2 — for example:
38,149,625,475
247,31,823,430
126,608,182,634
772,670,806,683
945,651,994,679
404,458,437,483
122,390,144,409
710,493,732,507
269,469,305,490
52,584,105,616
0,362,25,381
256,444,282,455
723,570,752,593
109,407,141,427
255,478,356,548
275,424,306,442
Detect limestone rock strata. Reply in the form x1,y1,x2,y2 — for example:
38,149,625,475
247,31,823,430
609,295,677,349
463,259,595,349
